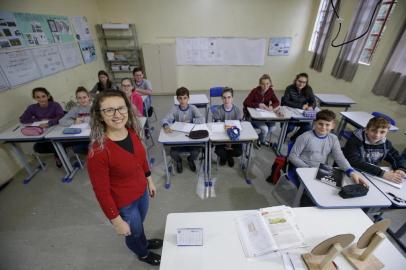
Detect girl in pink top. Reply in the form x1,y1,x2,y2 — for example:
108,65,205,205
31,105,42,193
121,78,144,116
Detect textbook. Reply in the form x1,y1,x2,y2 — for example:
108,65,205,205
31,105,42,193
315,163,345,188
236,206,306,258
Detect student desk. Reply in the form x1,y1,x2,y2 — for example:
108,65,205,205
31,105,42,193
207,121,258,188
0,124,54,184
247,107,313,156
160,208,405,270
315,93,356,111
337,111,399,139
173,94,210,121
158,127,209,192
45,117,148,183
293,168,392,208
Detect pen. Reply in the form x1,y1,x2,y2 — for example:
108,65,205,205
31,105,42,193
332,260,338,269
12,125,20,132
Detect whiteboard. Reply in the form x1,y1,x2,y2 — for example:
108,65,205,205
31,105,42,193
32,45,64,76
0,49,41,87
176,37,266,66
58,42,82,69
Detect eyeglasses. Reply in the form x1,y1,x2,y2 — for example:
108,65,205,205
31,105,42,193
100,106,128,116
297,80,307,84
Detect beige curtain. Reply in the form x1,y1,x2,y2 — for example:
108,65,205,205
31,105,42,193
310,0,341,72
331,0,380,81
372,18,406,104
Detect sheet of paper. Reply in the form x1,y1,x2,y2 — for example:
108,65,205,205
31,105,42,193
236,212,277,257
210,122,225,133
70,123,90,129
193,123,209,131
176,228,203,246
31,120,49,126
281,253,294,270
225,120,242,130
170,122,195,133
363,172,403,189
288,253,307,270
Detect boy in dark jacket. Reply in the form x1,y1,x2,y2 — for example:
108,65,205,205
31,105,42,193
343,117,406,183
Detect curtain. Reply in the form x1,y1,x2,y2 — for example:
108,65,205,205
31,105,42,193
331,0,380,81
372,18,406,104
310,0,341,72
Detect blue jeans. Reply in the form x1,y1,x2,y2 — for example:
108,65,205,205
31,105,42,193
253,121,275,144
119,189,149,258
285,122,312,142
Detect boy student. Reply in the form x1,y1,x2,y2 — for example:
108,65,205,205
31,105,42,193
161,87,205,173
343,117,406,183
289,109,367,187
133,68,153,116
243,74,280,147
59,87,92,126
212,87,243,167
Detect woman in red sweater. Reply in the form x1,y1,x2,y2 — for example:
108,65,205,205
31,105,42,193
243,74,280,147
87,90,161,266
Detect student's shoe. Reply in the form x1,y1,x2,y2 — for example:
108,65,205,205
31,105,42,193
219,158,227,166
176,161,183,173
262,141,270,147
147,239,163,249
187,157,196,172
227,157,234,167
55,156,62,168
255,140,261,149
139,251,161,266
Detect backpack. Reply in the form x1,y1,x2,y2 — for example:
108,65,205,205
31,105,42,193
266,156,287,184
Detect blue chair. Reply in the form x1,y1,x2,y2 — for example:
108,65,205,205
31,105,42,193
209,87,224,116
371,111,396,126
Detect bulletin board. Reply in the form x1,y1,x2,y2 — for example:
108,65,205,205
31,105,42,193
176,37,266,66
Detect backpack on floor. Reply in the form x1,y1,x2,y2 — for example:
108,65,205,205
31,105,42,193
266,156,287,184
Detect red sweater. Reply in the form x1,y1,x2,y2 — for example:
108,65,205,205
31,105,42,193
243,86,280,109
87,128,150,220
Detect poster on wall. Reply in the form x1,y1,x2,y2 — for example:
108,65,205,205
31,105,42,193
32,45,64,76
78,39,96,64
71,16,91,40
58,42,82,69
0,50,41,86
0,11,25,49
46,15,74,43
0,68,10,92
268,37,292,56
14,12,53,46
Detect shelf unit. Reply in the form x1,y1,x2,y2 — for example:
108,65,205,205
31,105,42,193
97,24,142,83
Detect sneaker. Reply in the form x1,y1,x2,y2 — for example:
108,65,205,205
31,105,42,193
147,239,163,249
262,141,270,147
187,157,196,172
227,157,234,167
139,251,161,266
176,160,183,173
255,140,261,149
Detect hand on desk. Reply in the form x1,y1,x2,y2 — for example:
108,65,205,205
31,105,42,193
350,172,369,187
258,103,270,111
384,171,404,184
163,126,172,133
39,123,49,128
75,117,85,124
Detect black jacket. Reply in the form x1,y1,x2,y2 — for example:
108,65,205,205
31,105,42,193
281,84,317,109
342,129,406,177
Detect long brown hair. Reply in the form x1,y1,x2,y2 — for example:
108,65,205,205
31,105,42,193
97,70,113,91
32,87,54,102
89,90,141,153
294,73,312,99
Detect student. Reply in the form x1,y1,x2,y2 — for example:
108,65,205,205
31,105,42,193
90,70,119,95
87,90,161,266
282,73,316,142
59,87,92,126
161,87,205,173
243,74,280,147
289,109,366,186
20,87,64,166
121,78,144,117
132,68,153,116
212,87,243,167
343,117,406,183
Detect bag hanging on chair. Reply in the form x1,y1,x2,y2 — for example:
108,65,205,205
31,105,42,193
266,156,287,184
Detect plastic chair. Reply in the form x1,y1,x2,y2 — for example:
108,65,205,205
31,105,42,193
371,112,396,126
209,87,224,116
271,141,300,205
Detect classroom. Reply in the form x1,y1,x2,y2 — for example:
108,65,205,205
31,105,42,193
0,0,406,269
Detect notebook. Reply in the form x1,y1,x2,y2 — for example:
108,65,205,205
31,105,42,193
315,163,345,188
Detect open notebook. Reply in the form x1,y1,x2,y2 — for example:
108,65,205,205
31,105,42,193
235,206,306,258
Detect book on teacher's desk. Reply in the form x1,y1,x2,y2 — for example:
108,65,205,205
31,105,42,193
316,163,345,188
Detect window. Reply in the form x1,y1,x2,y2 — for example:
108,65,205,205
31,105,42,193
358,0,396,65
308,0,330,52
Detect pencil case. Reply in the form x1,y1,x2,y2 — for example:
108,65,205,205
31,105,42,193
63,128,82,134
21,126,44,136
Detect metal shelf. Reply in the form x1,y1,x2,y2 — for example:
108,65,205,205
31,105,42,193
103,35,133,40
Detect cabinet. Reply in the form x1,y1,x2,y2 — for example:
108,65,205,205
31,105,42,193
97,23,142,83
